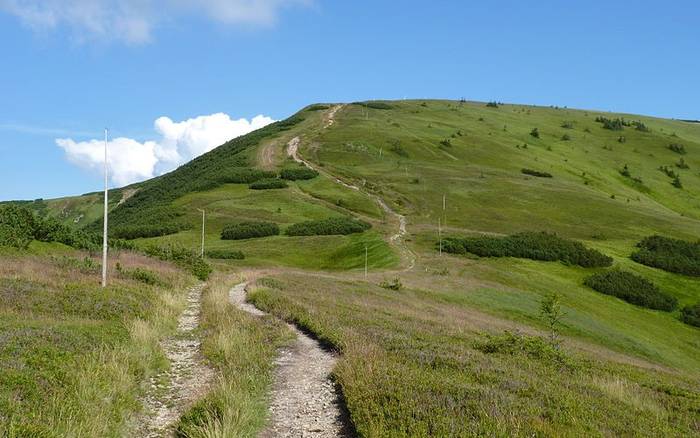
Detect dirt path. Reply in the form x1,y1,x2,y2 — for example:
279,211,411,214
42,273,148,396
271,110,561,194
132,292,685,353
229,282,352,438
138,284,214,437
287,105,416,270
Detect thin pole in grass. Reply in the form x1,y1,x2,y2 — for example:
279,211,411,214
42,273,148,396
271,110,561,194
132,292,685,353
438,217,442,256
197,208,205,258
101,128,108,288
442,193,446,226
364,244,368,279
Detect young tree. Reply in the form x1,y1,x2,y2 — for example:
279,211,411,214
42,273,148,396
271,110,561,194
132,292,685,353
540,293,565,346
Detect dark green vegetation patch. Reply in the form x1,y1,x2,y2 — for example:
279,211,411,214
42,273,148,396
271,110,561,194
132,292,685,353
521,168,553,178
143,244,212,280
206,249,245,260
442,232,612,267
280,167,319,181
221,222,280,240
680,303,700,327
285,217,372,236
584,270,677,311
631,235,700,276
249,178,289,190
353,101,393,110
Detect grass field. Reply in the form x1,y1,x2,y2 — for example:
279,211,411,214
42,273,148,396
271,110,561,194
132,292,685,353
0,242,192,436
3,99,699,436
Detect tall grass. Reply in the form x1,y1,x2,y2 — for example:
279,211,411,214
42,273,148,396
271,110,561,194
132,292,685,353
175,277,292,437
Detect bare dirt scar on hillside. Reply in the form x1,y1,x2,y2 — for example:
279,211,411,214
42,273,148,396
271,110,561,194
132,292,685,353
229,282,352,438
138,284,214,437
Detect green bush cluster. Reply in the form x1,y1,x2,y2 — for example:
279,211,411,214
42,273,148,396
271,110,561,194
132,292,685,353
221,222,280,240
206,249,245,260
522,168,552,178
0,204,104,250
112,223,185,240
86,115,303,238
486,101,499,108
441,232,613,267
668,143,687,154
631,235,700,276
143,244,212,280
353,101,393,110
249,178,288,190
680,303,700,327
280,168,319,181
285,217,371,236
583,270,677,311
595,116,625,131
306,104,331,111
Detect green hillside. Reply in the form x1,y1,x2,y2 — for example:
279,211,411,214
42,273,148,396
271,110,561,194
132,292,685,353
5,100,699,436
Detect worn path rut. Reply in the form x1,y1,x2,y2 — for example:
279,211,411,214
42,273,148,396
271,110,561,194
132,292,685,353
229,282,352,438
138,284,214,437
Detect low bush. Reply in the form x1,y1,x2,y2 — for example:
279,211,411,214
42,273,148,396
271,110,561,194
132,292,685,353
668,143,687,154
280,168,319,181
249,179,288,190
380,277,402,291
474,331,571,366
595,116,625,131
561,121,574,129
530,128,540,138
632,121,650,132
584,271,677,311
221,222,279,240
486,101,499,108
285,217,371,236
354,101,393,110
143,244,212,280
112,223,186,240
206,249,245,260
522,168,553,178
306,104,330,111
676,158,689,169
442,232,612,267
680,303,700,327
116,263,165,286
219,168,276,184
631,235,700,276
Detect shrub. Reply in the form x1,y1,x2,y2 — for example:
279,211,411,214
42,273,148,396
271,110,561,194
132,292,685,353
474,331,571,365
620,164,631,177
116,263,165,286
486,101,499,108
143,244,212,280
676,158,689,169
206,249,245,260
280,168,319,181
249,179,288,190
632,121,650,132
285,217,371,236
584,271,677,311
380,277,402,291
530,128,540,138
522,168,553,178
389,140,408,157
560,121,574,129
668,143,687,154
306,104,330,111
221,222,279,240
659,166,678,178
0,204,36,248
561,134,571,141
631,235,700,276
439,139,452,148
672,176,683,188
354,101,393,110
595,116,625,131
680,303,700,327
442,232,612,267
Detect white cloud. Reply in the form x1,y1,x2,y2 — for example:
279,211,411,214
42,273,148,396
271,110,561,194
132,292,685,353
56,112,275,186
0,0,309,44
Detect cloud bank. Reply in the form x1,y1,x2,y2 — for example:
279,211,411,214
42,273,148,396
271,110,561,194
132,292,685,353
56,113,275,187
0,0,309,44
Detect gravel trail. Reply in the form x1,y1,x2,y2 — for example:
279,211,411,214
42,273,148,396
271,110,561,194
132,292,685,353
229,282,352,438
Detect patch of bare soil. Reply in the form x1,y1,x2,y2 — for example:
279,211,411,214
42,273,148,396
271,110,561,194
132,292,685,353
137,284,214,437
229,282,352,438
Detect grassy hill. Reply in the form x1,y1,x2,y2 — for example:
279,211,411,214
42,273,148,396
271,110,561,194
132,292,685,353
4,100,699,436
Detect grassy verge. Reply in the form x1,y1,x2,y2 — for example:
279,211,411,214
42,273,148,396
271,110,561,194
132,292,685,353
0,243,192,436
176,275,292,437
248,273,700,437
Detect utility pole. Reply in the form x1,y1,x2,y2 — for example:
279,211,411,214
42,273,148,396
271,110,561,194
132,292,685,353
364,244,368,279
443,193,446,226
197,208,205,258
102,128,108,288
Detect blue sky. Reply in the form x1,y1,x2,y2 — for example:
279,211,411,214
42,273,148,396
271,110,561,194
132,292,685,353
1,0,698,201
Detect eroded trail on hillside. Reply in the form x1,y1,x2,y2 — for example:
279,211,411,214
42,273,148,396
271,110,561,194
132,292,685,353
288,105,416,270
229,282,351,438
138,284,214,437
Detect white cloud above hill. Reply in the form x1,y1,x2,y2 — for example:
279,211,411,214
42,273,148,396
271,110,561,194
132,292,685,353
0,0,310,44
56,113,275,186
